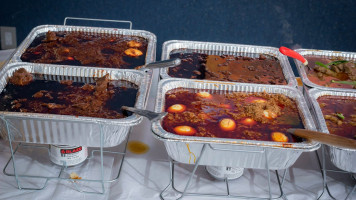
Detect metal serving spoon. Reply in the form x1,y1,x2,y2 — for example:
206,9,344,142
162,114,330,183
121,106,167,122
288,128,356,150
136,58,181,71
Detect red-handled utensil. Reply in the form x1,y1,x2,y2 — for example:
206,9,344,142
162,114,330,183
279,46,308,66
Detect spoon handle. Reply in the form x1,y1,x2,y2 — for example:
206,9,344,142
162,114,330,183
143,58,181,70
288,128,356,150
279,47,308,65
121,106,167,122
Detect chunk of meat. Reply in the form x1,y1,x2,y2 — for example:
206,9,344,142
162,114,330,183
9,68,33,86
44,31,58,42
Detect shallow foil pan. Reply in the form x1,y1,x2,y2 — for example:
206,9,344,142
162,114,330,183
294,49,356,92
160,40,297,88
152,79,319,170
307,88,356,173
9,25,157,68
8,24,156,105
0,63,150,147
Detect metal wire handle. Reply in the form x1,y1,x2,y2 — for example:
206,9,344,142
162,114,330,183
63,17,132,29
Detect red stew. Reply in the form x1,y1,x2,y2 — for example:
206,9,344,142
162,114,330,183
162,88,304,142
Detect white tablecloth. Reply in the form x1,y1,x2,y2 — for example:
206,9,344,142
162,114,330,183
0,50,355,200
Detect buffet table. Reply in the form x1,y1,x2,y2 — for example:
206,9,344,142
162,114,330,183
0,50,355,200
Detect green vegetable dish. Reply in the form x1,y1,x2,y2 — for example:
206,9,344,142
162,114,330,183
304,56,356,89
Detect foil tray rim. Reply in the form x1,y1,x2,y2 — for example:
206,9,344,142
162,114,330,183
151,128,319,151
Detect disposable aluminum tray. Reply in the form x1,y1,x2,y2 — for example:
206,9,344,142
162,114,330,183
294,49,356,92
9,25,157,69
9,24,156,106
0,63,150,147
160,40,297,88
152,79,319,170
307,88,356,173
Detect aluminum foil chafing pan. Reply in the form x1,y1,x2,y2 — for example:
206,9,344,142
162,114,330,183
0,63,150,147
152,79,319,170
307,88,356,173
8,24,157,68
293,49,356,92
160,40,297,88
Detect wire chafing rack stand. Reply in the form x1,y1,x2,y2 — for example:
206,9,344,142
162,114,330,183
1,17,136,194
315,145,356,200
160,143,288,200
1,116,130,194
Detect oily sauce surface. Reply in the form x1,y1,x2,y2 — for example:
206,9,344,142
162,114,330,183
304,56,356,89
0,76,138,119
168,51,287,85
21,31,148,69
317,96,356,139
162,88,304,142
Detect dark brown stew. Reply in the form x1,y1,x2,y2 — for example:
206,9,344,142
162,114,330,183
0,68,138,119
21,31,148,69
168,51,287,85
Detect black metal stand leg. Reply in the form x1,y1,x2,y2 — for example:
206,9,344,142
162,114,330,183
345,184,356,200
275,170,287,200
316,145,336,200
224,178,230,196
